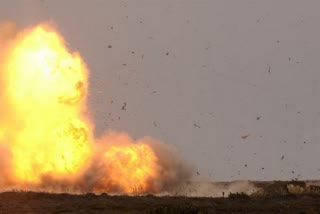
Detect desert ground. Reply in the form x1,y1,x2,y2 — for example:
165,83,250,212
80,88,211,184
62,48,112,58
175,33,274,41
0,180,319,213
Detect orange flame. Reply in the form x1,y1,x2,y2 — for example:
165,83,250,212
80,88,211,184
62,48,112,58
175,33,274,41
103,144,159,192
0,23,188,193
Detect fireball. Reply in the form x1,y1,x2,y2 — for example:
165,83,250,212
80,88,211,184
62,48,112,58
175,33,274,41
0,24,92,184
0,23,168,193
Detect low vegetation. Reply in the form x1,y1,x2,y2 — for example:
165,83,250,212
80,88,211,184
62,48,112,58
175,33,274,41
0,190,319,213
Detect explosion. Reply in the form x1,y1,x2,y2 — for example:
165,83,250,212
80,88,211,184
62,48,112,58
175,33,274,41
0,22,189,194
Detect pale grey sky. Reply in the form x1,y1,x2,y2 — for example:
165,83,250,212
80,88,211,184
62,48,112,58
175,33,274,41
1,0,320,181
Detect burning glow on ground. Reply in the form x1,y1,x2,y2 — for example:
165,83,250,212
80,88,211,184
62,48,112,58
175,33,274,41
0,22,189,194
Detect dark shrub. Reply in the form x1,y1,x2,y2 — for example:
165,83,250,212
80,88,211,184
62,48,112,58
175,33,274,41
228,192,250,200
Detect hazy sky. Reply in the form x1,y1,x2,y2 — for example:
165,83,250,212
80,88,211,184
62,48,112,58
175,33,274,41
1,0,320,181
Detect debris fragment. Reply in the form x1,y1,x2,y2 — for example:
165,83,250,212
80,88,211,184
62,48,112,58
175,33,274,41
166,52,169,56
121,102,127,111
193,123,200,128
281,156,285,160
241,134,250,140
108,45,112,48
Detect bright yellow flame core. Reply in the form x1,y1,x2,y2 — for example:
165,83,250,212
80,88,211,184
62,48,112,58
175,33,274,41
2,25,92,184
102,144,159,193
0,24,161,193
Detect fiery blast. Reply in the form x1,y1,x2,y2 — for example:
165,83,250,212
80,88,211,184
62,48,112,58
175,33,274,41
0,22,190,194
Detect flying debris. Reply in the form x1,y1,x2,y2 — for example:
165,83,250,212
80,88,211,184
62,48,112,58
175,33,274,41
241,134,250,140
121,102,127,110
193,123,201,128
